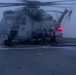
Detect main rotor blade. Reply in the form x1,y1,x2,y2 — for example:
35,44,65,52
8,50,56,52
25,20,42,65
0,2,76,6
40,2,76,6
45,10,63,13
0,4,75,8
0,5,24,7
0,1,76,7
18,0,27,2
18,0,76,6
43,6,71,8
18,0,75,3
0,3,26,7
0,3,26,5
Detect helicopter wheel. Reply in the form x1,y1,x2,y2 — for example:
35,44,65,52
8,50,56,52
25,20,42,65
4,40,13,46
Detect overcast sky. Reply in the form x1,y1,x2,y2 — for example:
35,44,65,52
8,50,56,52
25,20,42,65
0,0,76,38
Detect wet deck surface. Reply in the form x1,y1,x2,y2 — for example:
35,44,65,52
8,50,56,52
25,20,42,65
0,46,76,75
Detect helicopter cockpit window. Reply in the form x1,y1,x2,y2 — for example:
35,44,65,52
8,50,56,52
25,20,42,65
21,17,26,25
3,10,13,15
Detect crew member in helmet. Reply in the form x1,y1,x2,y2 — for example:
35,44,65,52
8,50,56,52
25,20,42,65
32,31,38,45
51,27,57,45
41,28,47,45
34,31,38,45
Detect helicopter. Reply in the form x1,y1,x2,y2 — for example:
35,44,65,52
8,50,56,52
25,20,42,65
0,0,76,46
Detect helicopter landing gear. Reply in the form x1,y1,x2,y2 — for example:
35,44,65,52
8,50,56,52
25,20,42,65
4,39,13,46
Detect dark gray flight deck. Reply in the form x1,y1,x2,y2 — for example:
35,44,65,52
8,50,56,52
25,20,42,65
0,46,76,75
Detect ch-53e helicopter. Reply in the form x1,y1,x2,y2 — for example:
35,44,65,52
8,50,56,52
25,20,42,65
0,0,76,46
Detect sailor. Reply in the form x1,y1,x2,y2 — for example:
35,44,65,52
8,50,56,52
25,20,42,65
51,28,57,45
34,31,38,44
41,28,47,45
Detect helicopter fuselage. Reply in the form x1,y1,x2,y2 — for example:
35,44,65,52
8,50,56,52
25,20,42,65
0,10,62,44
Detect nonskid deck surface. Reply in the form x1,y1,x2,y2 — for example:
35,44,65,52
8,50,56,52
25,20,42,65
0,46,76,75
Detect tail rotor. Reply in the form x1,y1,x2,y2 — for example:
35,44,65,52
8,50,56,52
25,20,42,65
64,0,75,23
